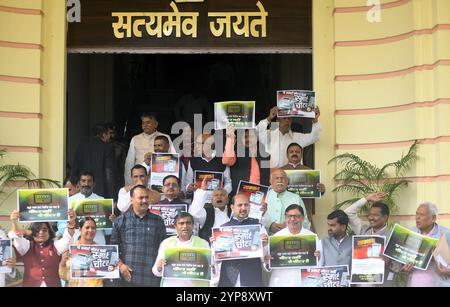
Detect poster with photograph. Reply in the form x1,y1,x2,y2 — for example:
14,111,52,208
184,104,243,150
163,247,211,281
351,235,385,284
69,244,119,279
301,265,350,287
285,170,321,198
237,181,269,221
277,90,316,118
383,224,438,270
150,153,180,192
212,225,263,261
269,234,317,268
0,240,12,274
214,101,255,130
17,188,69,222
71,199,113,230
149,204,188,236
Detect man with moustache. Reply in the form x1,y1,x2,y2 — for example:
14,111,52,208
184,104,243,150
344,192,399,286
281,142,326,231
117,165,149,213
256,106,321,168
263,169,310,234
153,212,211,287
214,193,269,287
142,135,171,171
268,204,322,287
400,202,450,287
189,178,232,241
124,113,175,186
319,210,352,268
111,186,166,287
142,135,186,194
344,192,391,237
160,175,189,206
58,171,108,245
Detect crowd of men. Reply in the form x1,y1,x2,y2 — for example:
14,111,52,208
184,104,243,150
2,109,450,287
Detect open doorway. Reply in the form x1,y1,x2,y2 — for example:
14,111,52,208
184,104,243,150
66,52,315,211
66,53,313,169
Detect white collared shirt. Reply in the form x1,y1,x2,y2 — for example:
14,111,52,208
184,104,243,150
256,119,321,168
152,235,211,287
189,189,230,235
124,131,176,185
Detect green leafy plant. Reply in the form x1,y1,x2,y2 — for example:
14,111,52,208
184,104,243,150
328,141,418,214
0,149,60,211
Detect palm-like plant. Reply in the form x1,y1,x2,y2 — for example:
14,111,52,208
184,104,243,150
0,149,60,211
328,141,418,214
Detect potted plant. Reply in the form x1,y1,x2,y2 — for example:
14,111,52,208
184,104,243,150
328,141,418,214
0,149,60,210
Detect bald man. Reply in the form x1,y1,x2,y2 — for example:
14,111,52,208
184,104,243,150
262,168,310,234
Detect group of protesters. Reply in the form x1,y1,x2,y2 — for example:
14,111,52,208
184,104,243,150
2,109,449,287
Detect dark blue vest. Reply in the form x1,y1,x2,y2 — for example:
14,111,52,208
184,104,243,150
189,156,226,173
218,217,264,287
199,204,232,242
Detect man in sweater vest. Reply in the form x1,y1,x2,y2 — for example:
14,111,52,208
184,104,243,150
319,210,352,268
153,212,211,287
124,113,175,186
184,133,232,198
215,193,269,287
189,178,232,241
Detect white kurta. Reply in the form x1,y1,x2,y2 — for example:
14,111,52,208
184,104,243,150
268,227,322,287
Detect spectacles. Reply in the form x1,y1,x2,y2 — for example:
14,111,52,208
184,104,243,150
164,183,179,187
285,214,302,220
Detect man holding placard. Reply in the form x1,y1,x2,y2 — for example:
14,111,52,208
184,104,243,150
345,192,398,286
124,113,175,186
281,142,325,230
184,133,232,197
268,204,321,287
395,202,450,287
264,169,310,234
189,178,232,241
212,193,269,287
256,104,321,168
58,171,109,245
153,212,211,287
